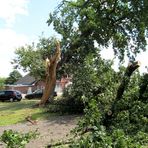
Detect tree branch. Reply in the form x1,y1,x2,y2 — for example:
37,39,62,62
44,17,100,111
139,73,148,101
115,61,141,101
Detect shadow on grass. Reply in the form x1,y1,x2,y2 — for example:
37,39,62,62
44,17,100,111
0,100,40,112
29,111,81,125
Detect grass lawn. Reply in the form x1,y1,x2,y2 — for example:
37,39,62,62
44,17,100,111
0,99,51,126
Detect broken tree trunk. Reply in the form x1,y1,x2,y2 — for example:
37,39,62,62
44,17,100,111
104,61,141,127
38,41,61,106
115,61,141,101
139,73,148,101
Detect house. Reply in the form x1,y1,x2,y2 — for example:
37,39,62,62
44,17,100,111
5,74,72,95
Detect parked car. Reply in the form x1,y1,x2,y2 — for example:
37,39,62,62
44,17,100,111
25,89,57,99
0,90,22,102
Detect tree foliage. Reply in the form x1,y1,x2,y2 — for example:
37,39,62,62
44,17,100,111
5,70,22,85
47,0,148,62
46,1,148,145
13,37,59,80
0,129,39,148
0,77,6,90
51,52,147,147
66,55,148,147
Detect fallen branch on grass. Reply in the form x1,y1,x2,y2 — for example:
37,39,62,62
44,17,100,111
26,116,37,125
47,140,72,147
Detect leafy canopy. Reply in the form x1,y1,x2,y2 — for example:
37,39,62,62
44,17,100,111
5,70,22,85
13,37,59,79
47,0,148,61
0,77,6,90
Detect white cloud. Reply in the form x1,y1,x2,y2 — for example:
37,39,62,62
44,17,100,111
100,47,148,74
136,50,148,73
0,0,30,77
0,0,29,26
0,28,28,50
0,28,28,77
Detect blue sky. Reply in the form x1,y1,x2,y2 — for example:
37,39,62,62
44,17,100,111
13,0,60,38
0,0,61,77
0,0,147,77
0,0,60,36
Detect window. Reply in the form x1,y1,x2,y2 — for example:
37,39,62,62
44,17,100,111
0,91,5,95
15,91,21,95
5,91,13,95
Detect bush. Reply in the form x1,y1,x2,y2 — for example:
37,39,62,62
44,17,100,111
47,97,84,114
68,70,148,147
66,55,148,147
0,129,39,148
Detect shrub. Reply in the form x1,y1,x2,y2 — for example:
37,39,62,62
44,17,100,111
47,97,84,114
0,129,39,148
69,71,148,147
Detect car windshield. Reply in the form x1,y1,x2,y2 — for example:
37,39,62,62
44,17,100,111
33,89,43,94
5,91,13,95
0,91,5,95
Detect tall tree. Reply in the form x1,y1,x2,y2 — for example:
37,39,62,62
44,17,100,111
39,41,61,106
5,70,22,85
47,0,148,63
13,37,61,106
0,77,6,90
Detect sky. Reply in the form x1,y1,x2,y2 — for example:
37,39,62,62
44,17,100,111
0,0,61,77
0,0,147,77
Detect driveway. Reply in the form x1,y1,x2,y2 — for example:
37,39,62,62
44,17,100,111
0,115,80,148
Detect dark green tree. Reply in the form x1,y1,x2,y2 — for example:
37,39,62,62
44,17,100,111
13,37,61,80
48,0,148,62
5,70,22,85
0,77,6,90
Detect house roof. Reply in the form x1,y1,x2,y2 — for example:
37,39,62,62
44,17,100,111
14,74,36,85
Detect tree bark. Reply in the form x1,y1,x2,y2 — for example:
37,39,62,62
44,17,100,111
38,41,61,106
139,73,148,101
115,61,141,101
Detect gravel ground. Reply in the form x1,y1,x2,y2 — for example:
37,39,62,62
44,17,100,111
0,115,80,148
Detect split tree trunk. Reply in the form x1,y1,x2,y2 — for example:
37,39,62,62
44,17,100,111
139,73,148,101
38,41,61,106
115,61,141,101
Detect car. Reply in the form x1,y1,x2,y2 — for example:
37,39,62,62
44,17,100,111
0,90,22,102
25,89,57,99
25,89,43,99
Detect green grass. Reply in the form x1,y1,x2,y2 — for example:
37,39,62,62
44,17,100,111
0,100,51,126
